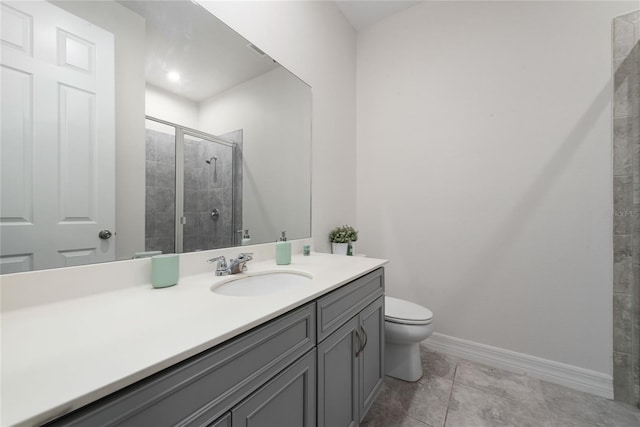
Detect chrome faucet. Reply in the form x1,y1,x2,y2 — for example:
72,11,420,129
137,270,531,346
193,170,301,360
228,253,253,274
207,256,229,276
207,253,253,276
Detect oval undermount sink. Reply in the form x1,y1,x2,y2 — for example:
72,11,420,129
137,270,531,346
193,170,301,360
210,271,312,296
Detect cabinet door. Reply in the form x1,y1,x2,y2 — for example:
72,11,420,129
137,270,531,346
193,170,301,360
359,296,385,422
232,349,316,427
209,412,231,427
317,317,359,427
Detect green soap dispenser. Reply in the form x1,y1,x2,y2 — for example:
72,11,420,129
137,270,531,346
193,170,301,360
276,231,291,265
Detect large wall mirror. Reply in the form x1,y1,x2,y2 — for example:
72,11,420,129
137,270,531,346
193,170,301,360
0,0,312,274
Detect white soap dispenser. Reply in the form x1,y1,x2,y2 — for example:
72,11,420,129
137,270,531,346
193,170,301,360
241,229,251,246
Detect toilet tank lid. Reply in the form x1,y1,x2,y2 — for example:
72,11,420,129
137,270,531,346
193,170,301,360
385,296,433,322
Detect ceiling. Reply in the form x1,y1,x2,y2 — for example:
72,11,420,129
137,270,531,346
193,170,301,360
119,1,279,103
117,0,421,103
335,1,422,30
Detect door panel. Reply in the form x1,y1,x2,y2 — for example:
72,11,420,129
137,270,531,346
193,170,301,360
0,65,33,224
58,84,96,222
0,1,115,273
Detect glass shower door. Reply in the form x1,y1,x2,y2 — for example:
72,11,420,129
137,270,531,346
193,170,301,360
181,132,236,252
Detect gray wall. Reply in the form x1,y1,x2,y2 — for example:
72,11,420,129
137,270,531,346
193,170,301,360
612,10,640,406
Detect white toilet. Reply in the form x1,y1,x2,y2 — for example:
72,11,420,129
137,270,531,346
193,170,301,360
384,296,434,382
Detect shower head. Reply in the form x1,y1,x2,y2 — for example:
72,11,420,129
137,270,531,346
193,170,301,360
205,156,218,165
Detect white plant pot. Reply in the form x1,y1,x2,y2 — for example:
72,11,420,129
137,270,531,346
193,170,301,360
331,242,350,255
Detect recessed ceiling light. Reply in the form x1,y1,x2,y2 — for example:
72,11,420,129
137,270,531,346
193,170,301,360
167,71,181,82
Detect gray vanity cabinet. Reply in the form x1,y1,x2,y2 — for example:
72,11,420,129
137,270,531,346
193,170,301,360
317,268,385,427
45,304,315,427
358,296,385,418
43,268,385,427
209,413,231,427
231,349,316,427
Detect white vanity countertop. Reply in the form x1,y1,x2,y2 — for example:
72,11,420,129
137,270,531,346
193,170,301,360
0,253,386,427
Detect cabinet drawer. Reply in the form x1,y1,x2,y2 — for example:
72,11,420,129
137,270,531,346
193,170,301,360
316,268,384,342
47,303,316,427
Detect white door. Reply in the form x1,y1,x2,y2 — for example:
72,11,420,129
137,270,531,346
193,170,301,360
0,1,115,273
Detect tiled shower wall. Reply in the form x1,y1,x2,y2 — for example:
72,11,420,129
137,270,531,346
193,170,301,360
145,129,176,255
612,10,640,406
182,137,235,252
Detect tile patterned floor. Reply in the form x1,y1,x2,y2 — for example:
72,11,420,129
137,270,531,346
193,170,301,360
361,346,640,427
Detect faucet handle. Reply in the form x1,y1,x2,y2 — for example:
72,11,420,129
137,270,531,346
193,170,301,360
229,253,253,274
236,252,253,261
207,255,227,268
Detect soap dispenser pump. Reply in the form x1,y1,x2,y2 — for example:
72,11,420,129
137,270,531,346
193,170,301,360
276,231,291,265
241,229,251,246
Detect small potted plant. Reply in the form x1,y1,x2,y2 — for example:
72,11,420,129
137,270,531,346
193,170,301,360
329,225,358,256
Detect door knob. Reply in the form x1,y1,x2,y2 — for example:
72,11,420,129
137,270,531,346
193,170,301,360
98,230,112,240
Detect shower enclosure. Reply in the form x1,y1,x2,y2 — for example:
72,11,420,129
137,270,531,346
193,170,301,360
144,117,242,254
612,10,639,407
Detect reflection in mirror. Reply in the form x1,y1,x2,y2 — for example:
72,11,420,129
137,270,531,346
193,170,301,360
0,0,311,274
145,116,242,254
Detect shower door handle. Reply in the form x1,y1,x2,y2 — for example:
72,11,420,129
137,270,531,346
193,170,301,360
98,230,112,240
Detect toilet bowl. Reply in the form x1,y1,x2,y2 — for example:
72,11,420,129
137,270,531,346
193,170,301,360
384,296,434,382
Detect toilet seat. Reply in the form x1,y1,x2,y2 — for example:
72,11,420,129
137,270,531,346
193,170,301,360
385,296,433,326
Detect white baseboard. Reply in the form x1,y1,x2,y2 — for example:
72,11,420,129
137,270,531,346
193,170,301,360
424,332,613,399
